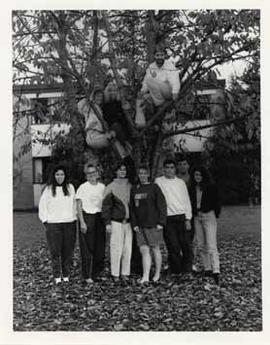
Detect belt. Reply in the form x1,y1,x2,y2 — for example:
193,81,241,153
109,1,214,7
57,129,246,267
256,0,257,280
112,218,130,224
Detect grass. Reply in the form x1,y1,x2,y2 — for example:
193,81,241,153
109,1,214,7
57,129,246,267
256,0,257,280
13,205,261,248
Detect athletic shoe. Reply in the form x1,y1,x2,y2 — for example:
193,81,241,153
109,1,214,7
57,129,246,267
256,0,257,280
55,277,61,285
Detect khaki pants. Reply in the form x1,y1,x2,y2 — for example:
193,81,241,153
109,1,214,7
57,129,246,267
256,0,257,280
110,221,133,277
194,210,220,273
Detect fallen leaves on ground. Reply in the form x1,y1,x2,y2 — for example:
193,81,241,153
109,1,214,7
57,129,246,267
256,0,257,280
13,235,261,331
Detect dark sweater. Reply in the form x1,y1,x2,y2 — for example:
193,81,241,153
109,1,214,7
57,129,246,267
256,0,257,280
102,101,126,128
189,183,221,218
130,183,167,229
102,193,127,225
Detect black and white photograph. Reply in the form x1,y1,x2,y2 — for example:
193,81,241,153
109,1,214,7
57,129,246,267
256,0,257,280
5,1,267,342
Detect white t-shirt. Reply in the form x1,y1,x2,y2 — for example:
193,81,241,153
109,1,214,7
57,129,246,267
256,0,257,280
38,184,77,223
75,181,105,214
155,176,192,219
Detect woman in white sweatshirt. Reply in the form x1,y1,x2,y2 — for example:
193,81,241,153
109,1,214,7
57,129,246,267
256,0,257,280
38,164,77,285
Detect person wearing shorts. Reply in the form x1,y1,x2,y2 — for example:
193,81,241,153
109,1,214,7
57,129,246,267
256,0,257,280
130,165,167,283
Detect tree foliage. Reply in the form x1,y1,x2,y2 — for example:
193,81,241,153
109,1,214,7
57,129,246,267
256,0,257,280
203,55,260,204
12,10,260,182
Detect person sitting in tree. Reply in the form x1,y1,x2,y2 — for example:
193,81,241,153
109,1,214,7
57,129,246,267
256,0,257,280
77,88,130,159
135,47,180,127
102,81,133,153
136,47,180,125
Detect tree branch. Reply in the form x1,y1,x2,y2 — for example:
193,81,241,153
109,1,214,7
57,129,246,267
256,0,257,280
164,115,248,138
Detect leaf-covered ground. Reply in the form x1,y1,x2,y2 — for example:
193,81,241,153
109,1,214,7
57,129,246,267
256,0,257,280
13,206,261,331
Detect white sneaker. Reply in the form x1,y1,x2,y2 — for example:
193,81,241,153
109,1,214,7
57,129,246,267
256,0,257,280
85,278,94,284
55,277,61,285
63,277,69,283
192,264,198,272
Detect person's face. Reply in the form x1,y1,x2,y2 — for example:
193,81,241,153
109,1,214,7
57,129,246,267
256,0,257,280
94,92,103,105
154,51,165,67
178,160,190,174
55,169,65,185
86,167,98,184
138,169,150,184
194,171,203,184
164,164,176,179
116,165,127,179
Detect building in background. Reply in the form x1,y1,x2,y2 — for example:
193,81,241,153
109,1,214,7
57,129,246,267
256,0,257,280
13,84,69,209
13,79,225,210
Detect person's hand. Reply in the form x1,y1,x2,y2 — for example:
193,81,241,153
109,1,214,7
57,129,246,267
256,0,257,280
80,221,87,234
133,226,140,233
107,131,116,140
185,220,191,231
106,224,112,234
157,224,163,230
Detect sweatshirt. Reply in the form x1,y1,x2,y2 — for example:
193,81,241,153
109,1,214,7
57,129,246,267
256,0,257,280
130,183,167,229
38,184,77,224
141,60,180,105
155,176,192,220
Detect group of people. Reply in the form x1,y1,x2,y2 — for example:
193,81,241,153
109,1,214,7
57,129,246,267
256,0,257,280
38,47,221,287
38,156,221,287
77,47,181,159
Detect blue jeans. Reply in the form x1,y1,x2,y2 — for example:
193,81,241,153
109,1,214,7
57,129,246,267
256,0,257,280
194,211,220,273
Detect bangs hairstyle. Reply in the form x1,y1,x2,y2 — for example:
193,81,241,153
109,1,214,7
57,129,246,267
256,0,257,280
49,164,70,197
190,166,211,187
114,160,130,180
104,82,121,102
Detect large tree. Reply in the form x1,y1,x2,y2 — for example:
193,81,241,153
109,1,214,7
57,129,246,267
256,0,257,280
12,9,260,182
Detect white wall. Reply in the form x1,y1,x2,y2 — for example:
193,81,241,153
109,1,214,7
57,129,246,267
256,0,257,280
173,120,213,152
31,123,70,157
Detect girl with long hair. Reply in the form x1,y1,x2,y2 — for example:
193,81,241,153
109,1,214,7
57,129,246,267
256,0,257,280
38,164,77,285
189,166,221,285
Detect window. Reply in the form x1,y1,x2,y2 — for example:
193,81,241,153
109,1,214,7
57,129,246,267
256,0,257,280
33,157,52,184
31,98,49,124
192,94,211,120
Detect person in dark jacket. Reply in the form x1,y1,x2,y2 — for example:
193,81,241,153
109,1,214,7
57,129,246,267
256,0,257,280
189,166,221,285
130,165,167,283
102,82,133,153
101,162,132,282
